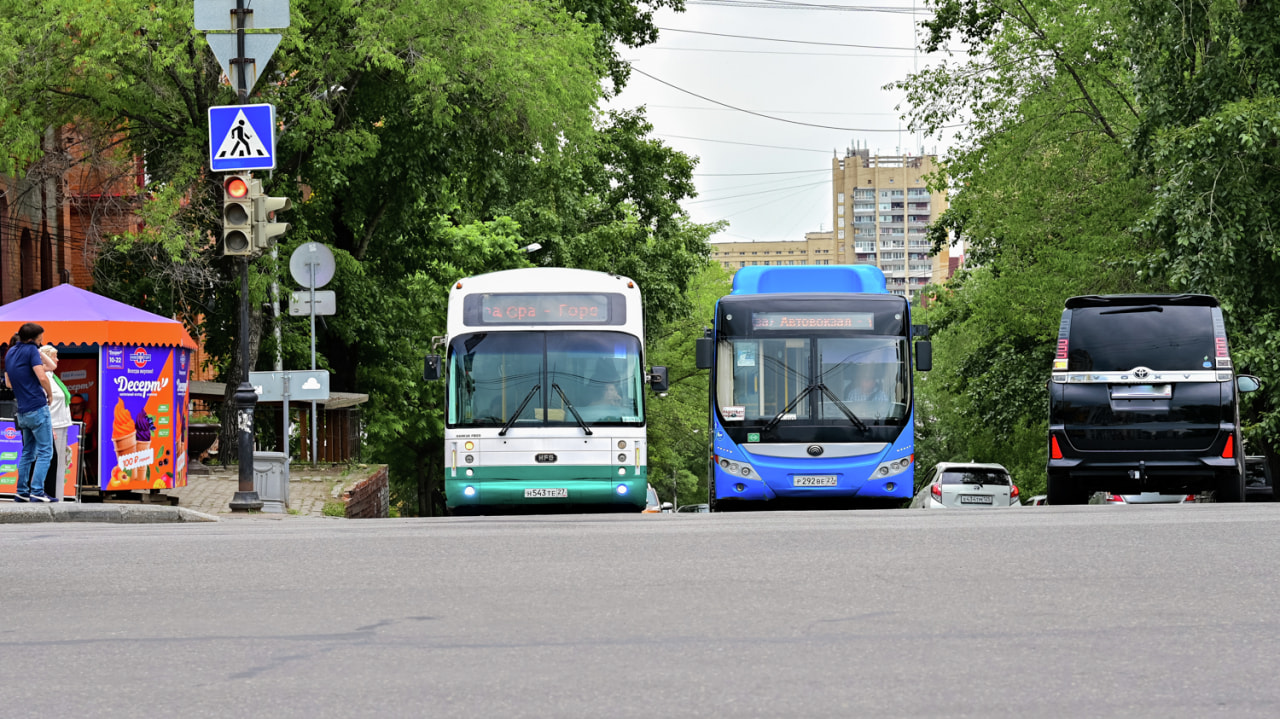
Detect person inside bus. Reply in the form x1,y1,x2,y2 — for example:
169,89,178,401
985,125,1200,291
843,364,890,416
580,380,628,421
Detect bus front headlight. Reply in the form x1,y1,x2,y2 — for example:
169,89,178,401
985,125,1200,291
873,455,913,478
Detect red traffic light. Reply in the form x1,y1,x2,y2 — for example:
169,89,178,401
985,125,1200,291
225,176,250,199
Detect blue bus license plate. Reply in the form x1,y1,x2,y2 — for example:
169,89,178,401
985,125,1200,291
793,475,838,487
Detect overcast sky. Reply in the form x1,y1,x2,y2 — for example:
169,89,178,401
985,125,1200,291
607,0,962,245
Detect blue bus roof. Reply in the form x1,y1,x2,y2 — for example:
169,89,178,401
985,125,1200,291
730,265,888,295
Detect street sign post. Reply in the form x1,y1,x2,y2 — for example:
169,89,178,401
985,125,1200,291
290,290,336,316
288,242,337,463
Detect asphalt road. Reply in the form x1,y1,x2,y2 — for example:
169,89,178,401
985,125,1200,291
4,504,1280,718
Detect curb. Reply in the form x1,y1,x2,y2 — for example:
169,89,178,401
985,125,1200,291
0,504,220,524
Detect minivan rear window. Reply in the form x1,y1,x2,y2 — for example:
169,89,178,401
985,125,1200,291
940,469,1010,485
1067,305,1216,372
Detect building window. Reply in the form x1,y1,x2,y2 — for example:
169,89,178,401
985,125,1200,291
837,193,844,203
837,231,845,239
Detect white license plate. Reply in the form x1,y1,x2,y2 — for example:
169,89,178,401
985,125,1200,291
524,488,568,498
959,494,993,505
793,475,838,487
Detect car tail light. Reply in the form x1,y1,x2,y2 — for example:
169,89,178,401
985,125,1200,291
1011,484,1020,499
930,483,941,501
1106,494,1125,504
1222,435,1234,459
1185,494,1197,502
1050,436,1063,460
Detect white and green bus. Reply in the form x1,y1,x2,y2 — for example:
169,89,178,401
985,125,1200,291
424,268,668,513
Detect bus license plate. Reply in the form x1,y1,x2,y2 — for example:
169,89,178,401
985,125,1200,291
793,475,838,487
959,495,993,505
524,488,568,498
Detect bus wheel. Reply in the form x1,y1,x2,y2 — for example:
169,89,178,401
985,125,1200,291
1047,474,1088,505
1215,470,1246,503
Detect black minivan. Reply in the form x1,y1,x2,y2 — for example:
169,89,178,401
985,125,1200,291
1047,294,1260,504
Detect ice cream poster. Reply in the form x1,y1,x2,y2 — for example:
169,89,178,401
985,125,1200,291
99,346,183,491
0,421,77,497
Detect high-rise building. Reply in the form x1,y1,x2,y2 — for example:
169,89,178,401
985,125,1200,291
710,149,950,300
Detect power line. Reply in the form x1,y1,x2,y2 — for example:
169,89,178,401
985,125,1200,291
694,168,831,176
656,28,918,51
687,0,929,15
656,134,835,153
651,104,898,117
631,66,912,132
689,179,831,205
641,46,917,59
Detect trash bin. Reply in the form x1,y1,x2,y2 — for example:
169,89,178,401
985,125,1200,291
253,451,289,513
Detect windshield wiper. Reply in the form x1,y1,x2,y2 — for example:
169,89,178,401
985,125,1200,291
499,384,541,437
551,383,593,436
1099,305,1164,315
763,383,819,434
814,384,869,432
764,382,871,434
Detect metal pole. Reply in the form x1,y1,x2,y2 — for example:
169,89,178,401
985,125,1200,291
309,262,317,464
234,0,248,103
229,256,262,510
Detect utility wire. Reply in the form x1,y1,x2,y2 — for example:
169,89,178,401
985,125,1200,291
689,179,831,205
656,28,919,51
652,104,898,117
688,0,930,14
643,47,917,58
631,66,913,132
694,168,831,176
656,134,834,153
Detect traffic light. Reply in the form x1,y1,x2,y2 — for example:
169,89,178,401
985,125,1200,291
253,189,292,251
221,173,253,256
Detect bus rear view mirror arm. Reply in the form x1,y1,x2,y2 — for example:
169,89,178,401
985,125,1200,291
915,341,933,372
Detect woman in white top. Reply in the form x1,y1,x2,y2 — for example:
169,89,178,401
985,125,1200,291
39,345,73,500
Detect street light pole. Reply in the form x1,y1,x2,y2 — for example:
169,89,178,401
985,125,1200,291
229,255,262,510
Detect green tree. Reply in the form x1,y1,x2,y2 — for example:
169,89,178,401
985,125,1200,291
897,0,1155,495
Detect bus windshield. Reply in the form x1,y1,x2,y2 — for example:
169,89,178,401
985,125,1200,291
448,331,645,428
714,336,908,426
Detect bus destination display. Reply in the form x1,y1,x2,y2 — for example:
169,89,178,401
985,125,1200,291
480,293,612,324
751,312,874,330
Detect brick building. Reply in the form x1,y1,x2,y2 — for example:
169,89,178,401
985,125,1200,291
0,125,145,305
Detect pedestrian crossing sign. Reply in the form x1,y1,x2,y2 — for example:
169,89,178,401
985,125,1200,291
208,104,276,171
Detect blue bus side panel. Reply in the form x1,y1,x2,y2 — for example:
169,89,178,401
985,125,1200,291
730,265,887,295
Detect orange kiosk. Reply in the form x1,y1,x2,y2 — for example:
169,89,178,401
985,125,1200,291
0,285,197,499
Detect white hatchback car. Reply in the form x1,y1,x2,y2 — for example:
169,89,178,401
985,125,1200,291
910,462,1022,508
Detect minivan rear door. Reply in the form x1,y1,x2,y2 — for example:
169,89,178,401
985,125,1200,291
938,469,1012,507
1055,302,1227,452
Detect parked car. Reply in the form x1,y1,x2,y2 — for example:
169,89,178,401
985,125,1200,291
642,485,673,513
676,503,710,513
1245,456,1273,501
910,462,1021,508
1089,492,1197,504
1027,495,1048,506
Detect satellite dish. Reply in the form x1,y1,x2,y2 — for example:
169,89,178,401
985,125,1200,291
289,242,335,289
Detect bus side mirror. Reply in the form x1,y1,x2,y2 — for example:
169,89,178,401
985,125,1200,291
915,341,932,372
649,366,669,392
696,337,714,370
424,354,441,382
1238,375,1261,393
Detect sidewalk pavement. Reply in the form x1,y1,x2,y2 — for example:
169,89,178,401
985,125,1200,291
1,463,366,524
165,463,355,518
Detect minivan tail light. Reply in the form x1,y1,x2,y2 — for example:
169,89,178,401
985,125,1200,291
1107,494,1125,503
931,483,941,500
1050,436,1063,460
1011,484,1020,499
1222,435,1234,459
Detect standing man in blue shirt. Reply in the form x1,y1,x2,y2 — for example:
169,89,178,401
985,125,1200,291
4,323,55,502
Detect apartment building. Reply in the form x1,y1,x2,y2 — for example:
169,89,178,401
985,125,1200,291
711,149,950,300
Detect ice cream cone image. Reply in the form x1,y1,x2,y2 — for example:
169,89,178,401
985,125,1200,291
112,399,137,459
134,410,155,458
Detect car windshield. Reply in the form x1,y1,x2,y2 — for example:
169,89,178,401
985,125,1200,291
646,487,659,507
940,469,1010,485
1067,305,1216,371
447,331,644,427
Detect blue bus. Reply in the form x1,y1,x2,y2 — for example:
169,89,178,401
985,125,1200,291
694,266,931,510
